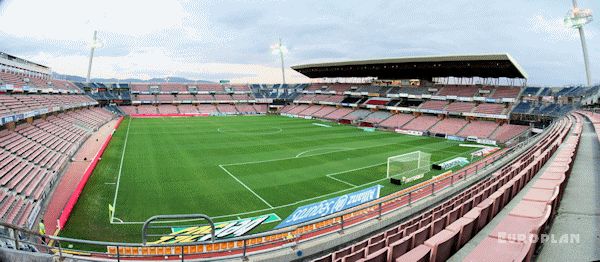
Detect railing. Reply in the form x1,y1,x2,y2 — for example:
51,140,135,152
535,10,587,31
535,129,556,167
0,119,557,261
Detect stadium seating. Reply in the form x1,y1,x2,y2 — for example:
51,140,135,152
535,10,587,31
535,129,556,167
0,107,114,227
473,103,505,115
197,104,218,114
216,104,238,114
490,124,530,143
298,105,324,116
465,115,581,261
136,105,158,114
177,105,199,114
402,115,440,131
445,102,475,113
0,94,96,118
312,106,338,118
458,121,499,138
343,110,372,121
379,113,416,129
362,111,392,124
324,107,355,121
252,104,268,113
419,101,448,111
437,85,478,97
157,104,178,114
235,104,257,114
490,86,521,99
428,118,468,135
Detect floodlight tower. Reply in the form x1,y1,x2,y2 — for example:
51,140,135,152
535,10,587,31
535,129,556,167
86,30,103,83
564,0,593,86
271,38,288,84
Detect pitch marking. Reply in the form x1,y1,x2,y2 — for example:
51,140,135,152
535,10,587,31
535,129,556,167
111,118,132,222
295,147,351,158
219,164,274,209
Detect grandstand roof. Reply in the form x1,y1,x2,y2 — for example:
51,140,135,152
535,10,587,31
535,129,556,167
291,53,528,80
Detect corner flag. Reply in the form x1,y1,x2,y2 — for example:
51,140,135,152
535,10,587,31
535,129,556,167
108,204,115,220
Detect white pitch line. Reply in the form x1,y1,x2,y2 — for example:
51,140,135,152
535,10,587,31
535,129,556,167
295,147,351,158
326,175,357,187
111,139,479,224
219,164,274,209
111,118,132,223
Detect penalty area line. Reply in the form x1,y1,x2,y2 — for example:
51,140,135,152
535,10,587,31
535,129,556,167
218,164,274,209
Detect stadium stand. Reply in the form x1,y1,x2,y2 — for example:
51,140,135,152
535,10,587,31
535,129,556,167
489,124,530,143
216,104,238,114
0,107,114,227
402,115,440,131
437,85,478,97
445,102,476,113
312,106,338,118
361,111,392,124
379,113,416,129
324,107,355,121
490,86,521,99
473,103,505,115
298,105,324,116
457,121,499,138
343,109,372,121
428,118,468,135
419,101,448,111
197,104,218,114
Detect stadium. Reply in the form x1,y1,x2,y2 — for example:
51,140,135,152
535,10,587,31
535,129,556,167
0,1,599,262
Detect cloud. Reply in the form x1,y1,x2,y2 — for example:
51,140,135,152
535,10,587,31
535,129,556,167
0,0,187,41
27,48,308,83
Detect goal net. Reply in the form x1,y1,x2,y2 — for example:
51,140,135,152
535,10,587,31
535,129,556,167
387,151,431,183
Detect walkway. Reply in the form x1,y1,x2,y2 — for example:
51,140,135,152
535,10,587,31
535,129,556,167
42,119,118,235
536,117,600,261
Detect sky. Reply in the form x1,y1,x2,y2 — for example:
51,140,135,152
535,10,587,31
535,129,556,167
0,0,598,85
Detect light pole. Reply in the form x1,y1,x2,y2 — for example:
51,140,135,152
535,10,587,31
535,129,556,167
86,30,103,83
271,38,288,84
564,0,593,86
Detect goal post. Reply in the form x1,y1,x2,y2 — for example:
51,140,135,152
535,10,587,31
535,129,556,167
387,151,431,183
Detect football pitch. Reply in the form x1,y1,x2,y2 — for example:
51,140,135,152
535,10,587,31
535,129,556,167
60,115,481,243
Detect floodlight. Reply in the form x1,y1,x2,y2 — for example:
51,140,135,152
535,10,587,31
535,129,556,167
565,0,593,86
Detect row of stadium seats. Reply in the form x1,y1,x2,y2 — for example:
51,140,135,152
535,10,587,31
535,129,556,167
0,70,80,92
419,101,507,115
312,114,574,262
578,111,600,142
0,107,114,227
119,104,268,115
0,94,96,119
130,83,250,92
465,114,582,261
131,93,255,102
282,104,529,143
301,84,521,99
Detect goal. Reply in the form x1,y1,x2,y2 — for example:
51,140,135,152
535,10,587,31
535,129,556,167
387,151,431,183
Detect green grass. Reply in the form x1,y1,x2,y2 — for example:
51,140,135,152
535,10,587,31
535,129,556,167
60,115,480,247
